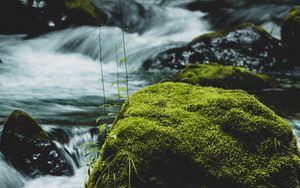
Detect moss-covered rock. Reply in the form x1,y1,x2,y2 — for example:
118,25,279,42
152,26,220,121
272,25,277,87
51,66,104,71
66,0,97,17
86,82,300,188
281,8,300,65
144,23,288,71
0,110,74,177
65,0,104,25
176,64,271,90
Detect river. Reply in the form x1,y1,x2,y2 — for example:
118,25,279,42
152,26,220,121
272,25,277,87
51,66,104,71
0,0,300,187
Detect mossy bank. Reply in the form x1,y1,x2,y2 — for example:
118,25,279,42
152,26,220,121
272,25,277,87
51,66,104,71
86,82,300,188
176,63,271,90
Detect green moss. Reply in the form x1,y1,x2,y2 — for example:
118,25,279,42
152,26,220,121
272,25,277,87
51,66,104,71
284,9,300,24
65,0,99,19
191,31,226,44
176,63,270,90
86,82,300,188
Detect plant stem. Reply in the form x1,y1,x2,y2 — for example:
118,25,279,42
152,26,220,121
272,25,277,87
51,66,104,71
99,25,106,115
118,0,129,100
115,43,121,102
128,157,132,188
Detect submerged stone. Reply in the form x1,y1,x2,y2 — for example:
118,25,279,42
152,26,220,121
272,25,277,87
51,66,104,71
176,63,271,90
0,110,74,177
86,82,300,188
144,23,288,71
281,8,300,65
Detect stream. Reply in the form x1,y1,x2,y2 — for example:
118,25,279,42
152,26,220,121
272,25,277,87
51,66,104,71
0,1,208,187
0,0,300,187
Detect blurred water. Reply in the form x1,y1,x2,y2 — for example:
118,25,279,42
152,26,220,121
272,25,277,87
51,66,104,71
0,6,208,126
0,2,208,188
1,1,300,188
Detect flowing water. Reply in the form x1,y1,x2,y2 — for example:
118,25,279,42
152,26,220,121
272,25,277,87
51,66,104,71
1,0,300,187
0,1,208,187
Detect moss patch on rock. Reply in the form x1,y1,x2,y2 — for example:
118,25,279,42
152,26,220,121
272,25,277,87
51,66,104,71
86,82,300,188
281,8,300,65
176,63,271,90
65,0,102,24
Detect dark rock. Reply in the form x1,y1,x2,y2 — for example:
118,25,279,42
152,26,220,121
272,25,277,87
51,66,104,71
144,23,289,71
281,8,300,66
0,0,105,36
0,110,74,177
185,0,298,31
186,0,231,12
0,0,69,35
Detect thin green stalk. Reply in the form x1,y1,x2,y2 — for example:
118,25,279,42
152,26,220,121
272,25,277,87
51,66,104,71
128,157,132,188
115,43,121,102
118,0,129,100
98,25,106,115
113,173,116,188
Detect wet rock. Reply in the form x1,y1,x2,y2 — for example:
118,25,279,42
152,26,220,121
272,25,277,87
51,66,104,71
0,0,68,35
281,8,300,66
65,0,106,25
186,0,232,12
144,23,289,71
0,110,74,177
185,0,298,32
0,0,104,36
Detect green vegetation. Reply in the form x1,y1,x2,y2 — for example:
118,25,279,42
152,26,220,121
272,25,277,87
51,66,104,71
283,9,300,24
86,82,300,188
118,0,130,100
176,63,271,90
191,30,226,44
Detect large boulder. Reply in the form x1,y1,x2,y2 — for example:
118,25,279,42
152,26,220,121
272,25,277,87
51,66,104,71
0,110,74,177
176,63,271,90
281,8,300,65
86,82,300,188
144,23,289,71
